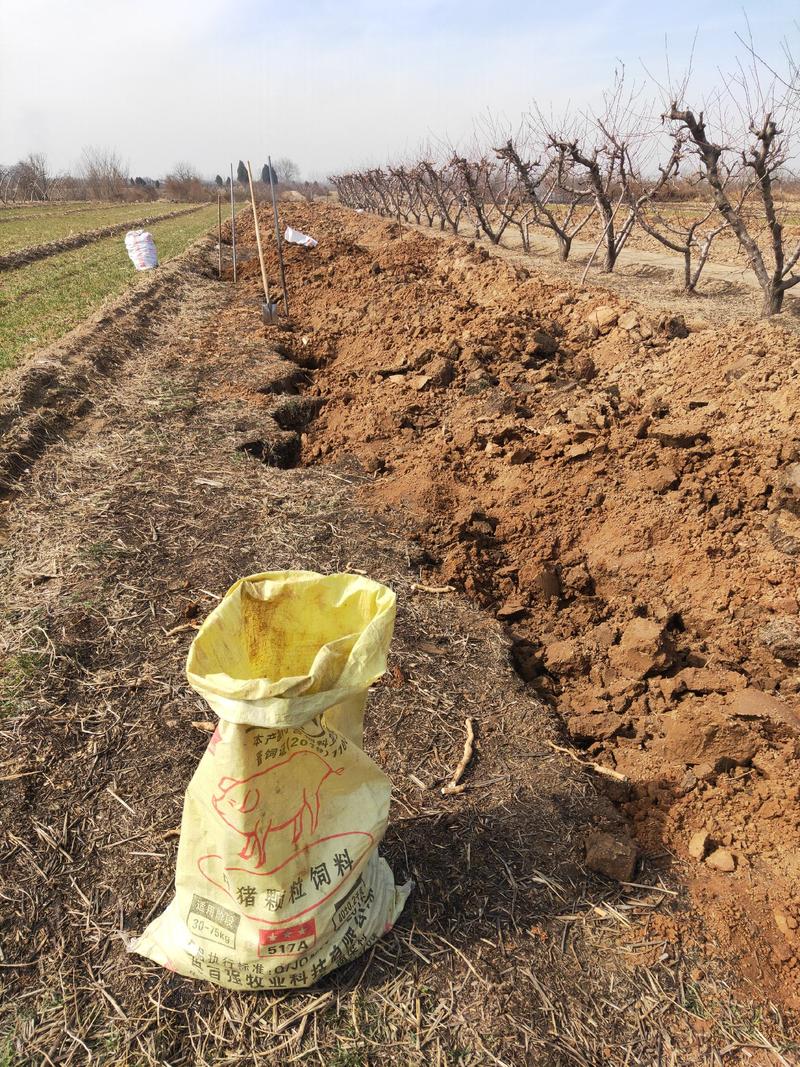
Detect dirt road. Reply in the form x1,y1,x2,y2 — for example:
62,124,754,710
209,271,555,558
0,214,796,1065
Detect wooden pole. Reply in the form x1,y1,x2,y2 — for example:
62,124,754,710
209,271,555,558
268,156,290,315
246,160,271,305
217,193,222,278
229,163,237,283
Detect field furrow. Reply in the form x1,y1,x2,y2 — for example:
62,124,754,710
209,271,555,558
0,204,221,372
0,204,205,270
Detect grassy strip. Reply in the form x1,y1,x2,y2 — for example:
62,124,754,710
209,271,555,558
0,206,206,271
0,202,199,254
0,205,220,373
0,199,175,218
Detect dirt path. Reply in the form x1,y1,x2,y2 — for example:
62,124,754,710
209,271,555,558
0,224,796,1065
524,231,760,289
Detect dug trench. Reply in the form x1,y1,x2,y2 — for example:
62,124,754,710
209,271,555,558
0,204,797,1063
230,202,800,1017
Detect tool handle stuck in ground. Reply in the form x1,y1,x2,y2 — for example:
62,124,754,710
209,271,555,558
268,154,290,315
246,160,272,314
229,162,237,283
216,194,222,279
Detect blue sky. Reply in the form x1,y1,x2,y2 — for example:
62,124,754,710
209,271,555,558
1,0,798,179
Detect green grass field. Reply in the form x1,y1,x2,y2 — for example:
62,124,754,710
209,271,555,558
0,201,200,254
0,204,220,373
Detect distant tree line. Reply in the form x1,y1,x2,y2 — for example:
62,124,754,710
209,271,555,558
0,151,304,206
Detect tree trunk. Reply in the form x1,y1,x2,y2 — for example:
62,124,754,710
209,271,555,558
764,283,783,316
600,205,617,272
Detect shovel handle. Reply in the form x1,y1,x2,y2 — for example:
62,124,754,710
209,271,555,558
246,161,271,305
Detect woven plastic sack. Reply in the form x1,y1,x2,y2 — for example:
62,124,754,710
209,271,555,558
124,229,158,270
284,225,318,248
132,571,410,990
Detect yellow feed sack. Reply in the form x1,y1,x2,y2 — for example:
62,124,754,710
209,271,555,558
132,571,410,990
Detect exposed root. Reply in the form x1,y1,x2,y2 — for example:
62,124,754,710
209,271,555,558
441,717,476,795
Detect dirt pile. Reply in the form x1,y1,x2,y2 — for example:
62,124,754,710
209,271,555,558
234,200,800,1009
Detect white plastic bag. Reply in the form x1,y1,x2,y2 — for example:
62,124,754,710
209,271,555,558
284,226,318,249
125,229,159,270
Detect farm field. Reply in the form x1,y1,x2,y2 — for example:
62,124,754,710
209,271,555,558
0,200,150,214
1,199,799,1065
0,201,200,255
0,203,221,372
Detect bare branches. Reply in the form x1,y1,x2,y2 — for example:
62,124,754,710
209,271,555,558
665,87,800,314
0,153,56,202
494,137,594,258
81,147,129,201
449,155,515,244
535,69,652,272
330,35,800,318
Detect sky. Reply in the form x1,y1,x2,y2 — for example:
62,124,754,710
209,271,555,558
1,0,798,181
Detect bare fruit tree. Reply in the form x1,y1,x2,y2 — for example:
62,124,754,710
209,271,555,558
416,160,466,233
622,136,729,293
536,73,648,273
388,165,423,223
450,154,514,244
664,47,800,315
494,136,596,260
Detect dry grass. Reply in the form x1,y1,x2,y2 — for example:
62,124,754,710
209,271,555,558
0,231,797,1066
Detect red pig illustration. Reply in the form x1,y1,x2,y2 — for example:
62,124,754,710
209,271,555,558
212,751,344,868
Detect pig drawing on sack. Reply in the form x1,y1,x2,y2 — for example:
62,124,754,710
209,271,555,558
212,751,344,868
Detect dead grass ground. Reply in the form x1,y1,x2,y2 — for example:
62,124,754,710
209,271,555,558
0,225,797,1065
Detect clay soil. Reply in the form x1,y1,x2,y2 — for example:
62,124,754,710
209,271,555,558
235,202,800,1013
0,204,798,1064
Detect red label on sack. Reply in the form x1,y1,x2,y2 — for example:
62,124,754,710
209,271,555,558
258,918,316,952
